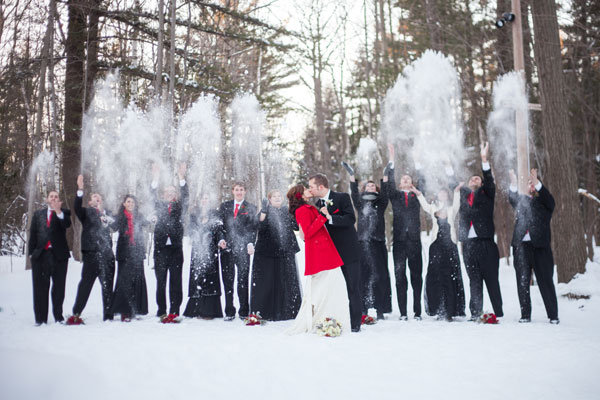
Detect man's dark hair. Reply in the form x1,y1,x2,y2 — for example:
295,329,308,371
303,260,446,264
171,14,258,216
232,181,246,190
308,173,329,189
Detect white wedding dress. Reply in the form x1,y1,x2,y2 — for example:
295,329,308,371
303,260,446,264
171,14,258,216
286,267,351,336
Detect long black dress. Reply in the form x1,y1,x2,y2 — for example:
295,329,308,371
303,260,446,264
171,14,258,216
183,208,224,318
350,182,392,316
424,216,466,318
110,209,149,317
250,206,301,321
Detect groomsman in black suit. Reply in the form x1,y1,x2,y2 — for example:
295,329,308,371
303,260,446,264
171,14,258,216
218,182,258,320
308,173,362,332
458,142,503,320
151,163,189,320
28,190,72,325
509,168,559,324
384,144,424,320
67,175,115,324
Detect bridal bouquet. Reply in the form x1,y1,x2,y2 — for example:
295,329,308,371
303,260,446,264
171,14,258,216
479,313,499,324
244,313,265,326
316,318,342,337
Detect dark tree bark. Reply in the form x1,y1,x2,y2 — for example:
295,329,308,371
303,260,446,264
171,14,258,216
531,0,587,282
63,0,87,254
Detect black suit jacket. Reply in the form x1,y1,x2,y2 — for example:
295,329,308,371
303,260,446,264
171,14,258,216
152,183,189,249
74,194,114,255
385,168,422,242
458,166,496,242
509,185,555,248
218,199,258,251
254,206,300,257
319,190,360,263
350,181,388,242
28,208,72,261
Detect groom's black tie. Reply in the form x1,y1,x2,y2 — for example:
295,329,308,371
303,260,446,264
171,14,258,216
317,199,325,209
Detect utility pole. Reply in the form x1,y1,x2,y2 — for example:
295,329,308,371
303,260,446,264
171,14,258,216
511,0,530,193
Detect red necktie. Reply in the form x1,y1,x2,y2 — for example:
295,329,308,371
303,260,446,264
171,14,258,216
44,211,53,250
234,203,240,218
467,192,474,207
168,203,172,215
404,192,408,207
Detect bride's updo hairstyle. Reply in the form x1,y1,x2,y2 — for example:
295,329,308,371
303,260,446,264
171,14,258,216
287,184,307,216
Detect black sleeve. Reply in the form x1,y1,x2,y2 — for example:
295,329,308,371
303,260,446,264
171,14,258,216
482,167,496,199
377,179,389,207
74,194,86,223
180,182,189,215
329,193,356,227
386,168,399,200
508,189,519,209
59,209,72,229
28,212,38,255
350,181,362,210
537,185,555,213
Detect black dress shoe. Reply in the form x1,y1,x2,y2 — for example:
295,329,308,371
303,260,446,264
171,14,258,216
399,315,408,321
224,315,235,321
351,327,361,333
549,319,560,325
414,315,422,321
519,318,531,323
376,312,385,320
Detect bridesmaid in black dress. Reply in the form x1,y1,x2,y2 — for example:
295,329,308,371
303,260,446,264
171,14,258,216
414,185,466,320
183,194,225,319
110,194,149,321
346,162,392,320
250,190,301,321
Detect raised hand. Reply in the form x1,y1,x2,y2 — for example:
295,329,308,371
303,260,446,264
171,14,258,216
387,143,395,161
529,168,539,187
409,185,422,196
454,182,465,193
77,174,84,190
53,201,63,213
509,169,517,186
178,162,187,180
480,141,489,163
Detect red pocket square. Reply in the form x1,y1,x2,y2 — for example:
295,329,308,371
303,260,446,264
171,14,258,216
333,209,339,214
241,212,248,215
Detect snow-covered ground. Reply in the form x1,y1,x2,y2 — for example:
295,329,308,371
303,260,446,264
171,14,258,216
1,237,599,400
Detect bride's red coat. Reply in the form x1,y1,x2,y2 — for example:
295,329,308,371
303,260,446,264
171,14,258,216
295,204,343,275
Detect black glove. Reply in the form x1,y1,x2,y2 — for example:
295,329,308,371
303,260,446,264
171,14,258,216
341,161,355,176
383,161,394,177
260,198,269,213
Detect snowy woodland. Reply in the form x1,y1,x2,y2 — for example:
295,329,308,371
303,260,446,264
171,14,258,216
0,0,599,399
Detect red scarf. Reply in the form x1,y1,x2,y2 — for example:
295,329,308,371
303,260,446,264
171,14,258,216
123,209,135,245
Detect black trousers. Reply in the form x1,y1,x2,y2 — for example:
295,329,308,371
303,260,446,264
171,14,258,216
513,242,558,320
359,240,392,314
340,259,363,331
154,246,184,315
72,251,115,320
392,240,423,317
220,247,250,317
31,250,68,324
463,239,503,317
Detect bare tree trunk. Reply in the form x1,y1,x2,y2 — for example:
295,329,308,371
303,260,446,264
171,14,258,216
424,0,442,51
531,0,587,282
154,0,165,98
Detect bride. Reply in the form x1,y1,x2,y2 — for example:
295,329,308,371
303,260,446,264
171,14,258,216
285,184,351,335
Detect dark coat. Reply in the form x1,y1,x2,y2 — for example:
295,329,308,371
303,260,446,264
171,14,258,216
218,199,258,251
350,181,388,242
319,190,361,263
385,169,422,242
254,206,300,257
509,185,555,248
74,194,114,255
28,207,72,261
458,167,496,242
111,210,148,262
152,182,189,249
189,208,224,264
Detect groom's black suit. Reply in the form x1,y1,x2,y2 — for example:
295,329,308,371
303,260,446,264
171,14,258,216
317,190,362,332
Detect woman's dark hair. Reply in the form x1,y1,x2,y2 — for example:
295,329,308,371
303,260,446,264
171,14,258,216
117,194,138,216
287,184,307,216
361,180,380,193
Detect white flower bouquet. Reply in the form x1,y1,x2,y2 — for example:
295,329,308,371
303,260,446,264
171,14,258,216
315,317,342,337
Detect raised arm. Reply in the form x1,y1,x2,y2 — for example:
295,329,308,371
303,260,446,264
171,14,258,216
350,181,362,210
480,142,495,199
74,175,86,223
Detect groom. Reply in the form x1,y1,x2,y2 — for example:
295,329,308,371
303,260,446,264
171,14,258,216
309,173,362,332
